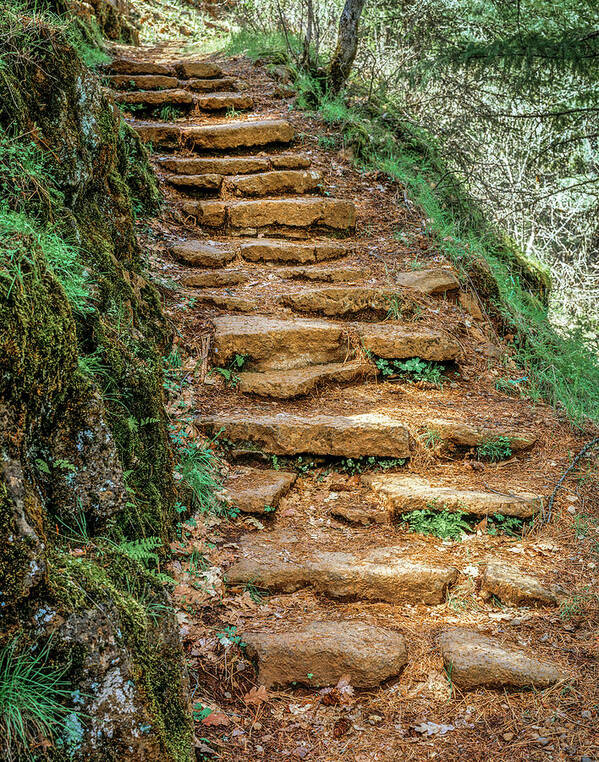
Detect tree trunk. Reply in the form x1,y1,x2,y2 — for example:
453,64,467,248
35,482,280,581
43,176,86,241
327,0,367,93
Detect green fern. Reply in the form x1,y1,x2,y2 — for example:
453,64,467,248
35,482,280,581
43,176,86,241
115,536,162,566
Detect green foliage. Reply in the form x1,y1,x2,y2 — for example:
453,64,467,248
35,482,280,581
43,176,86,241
0,208,94,317
212,353,249,388
421,426,443,449
0,636,77,757
403,508,472,540
338,455,406,475
487,513,524,537
170,426,224,515
476,435,513,461
370,353,447,387
158,105,183,121
114,536,162,566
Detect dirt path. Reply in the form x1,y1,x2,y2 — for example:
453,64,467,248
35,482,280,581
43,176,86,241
108,44,599,761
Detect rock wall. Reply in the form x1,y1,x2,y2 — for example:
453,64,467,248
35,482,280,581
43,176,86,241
0,2,192,759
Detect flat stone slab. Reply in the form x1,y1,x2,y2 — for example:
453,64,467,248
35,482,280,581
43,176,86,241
114,89,194,106
196,413,412,457
244,622,408,688
131,119,294,150
179,201,226,227
109,74,179,90
109,59,172,76
193,92,253,111
212,315,347,371
280,286,399,316
240,239,347,264
238,360,372,398
182,269,250,288
227,198,356,232
438,629,566,690
363,475,541,518
166,173,223,191
356,323,461,362
173,61,223,79
228,544,458,604
425,418,537,451
276,265,368,282
168,240,235,267
157,154,310,175
227,170,322,196
220,467,296,513
480,562,559,606
185,77,238,92
395,268,460,294
196,293,258,312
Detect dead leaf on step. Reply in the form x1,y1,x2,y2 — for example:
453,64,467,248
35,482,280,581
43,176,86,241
319,674,355,706
244,684,269,706
201,711,230,727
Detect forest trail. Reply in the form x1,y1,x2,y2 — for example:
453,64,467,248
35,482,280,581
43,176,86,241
109,45,596,761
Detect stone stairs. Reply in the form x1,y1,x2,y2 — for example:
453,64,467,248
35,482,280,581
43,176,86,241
113,54,569,697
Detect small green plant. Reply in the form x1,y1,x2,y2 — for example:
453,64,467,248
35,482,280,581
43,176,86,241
0,636,77,757
158,104,182,121
193,703,213,722
385,294,405,320
487,513,524,537
421,426,443,450
560,586,599,619
244,581,266,604
211,353,249,388
338,455,406,475
216,625,246,647
170,426,224,515
403,507,471,540
318,134,338,149
476,435,513,461
370,354,447,387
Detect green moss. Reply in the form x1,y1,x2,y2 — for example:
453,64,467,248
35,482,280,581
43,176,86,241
47,548,193,762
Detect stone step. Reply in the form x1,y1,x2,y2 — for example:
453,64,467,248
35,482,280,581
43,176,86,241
115,90,252,111
363,475,542,519
211,315,459,371
180,198,356,233
168,240,235,267
237,360,373,398
275,264,368,282
109,74,237,93
357,323,460,361
228,543,458,604
165,169,322,198
196,293,257,312
228,169,322,197
108,59,173,76
109,58,224,78
184,77,238,92
437,629,565,690
220,467,296,513
173,61,223,79
166,173,223,192
480,562,560,607
130,118,294,150
109,74,180,90
424,418,537,452
193,92,253,111
279,286,402,317
240,239,348,264
212,315,348,371
244,622,407,688
115,89,194,107
196,413,411,457
157,154,310,175
395,268,460,294
182,269,250,288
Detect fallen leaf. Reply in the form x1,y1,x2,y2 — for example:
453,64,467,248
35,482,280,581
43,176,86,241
244,685,268,706
202,711,229,727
